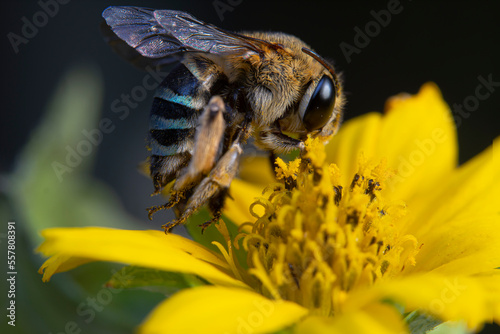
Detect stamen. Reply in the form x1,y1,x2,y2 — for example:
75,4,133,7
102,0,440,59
248,252,282,300
212,222,245,281
220,138,421,315
211,241,244,281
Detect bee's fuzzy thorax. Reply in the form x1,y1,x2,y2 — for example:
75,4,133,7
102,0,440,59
239,32,332,127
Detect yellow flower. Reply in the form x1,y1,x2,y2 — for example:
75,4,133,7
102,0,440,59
38,83,500,333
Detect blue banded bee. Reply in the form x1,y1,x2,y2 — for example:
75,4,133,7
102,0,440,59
102,6,344,232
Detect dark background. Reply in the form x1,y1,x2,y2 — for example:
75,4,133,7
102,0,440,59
2,0,500,218
1,0,499,332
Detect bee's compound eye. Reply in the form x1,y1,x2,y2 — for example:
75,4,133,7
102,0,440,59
302,75,336,131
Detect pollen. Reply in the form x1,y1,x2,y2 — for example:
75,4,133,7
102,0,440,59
233,138,421,316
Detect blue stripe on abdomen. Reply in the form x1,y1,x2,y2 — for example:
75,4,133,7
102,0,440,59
154,88,204,110
149,114,197,130
148,63,206,157
152,63,206,112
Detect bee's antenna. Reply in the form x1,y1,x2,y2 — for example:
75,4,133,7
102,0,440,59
301,47,341,97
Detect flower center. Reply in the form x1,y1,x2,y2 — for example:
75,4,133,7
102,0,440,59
232,139,421,316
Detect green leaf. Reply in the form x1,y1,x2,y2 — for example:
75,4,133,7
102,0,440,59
186,209,249,269
426,321,468,334
106,266,206,295
405,311,443,334
9,65,140,246
3,66,155,333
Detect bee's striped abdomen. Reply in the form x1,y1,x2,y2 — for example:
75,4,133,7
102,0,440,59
149,64,207,151
148,59,227,192
149,99,198,156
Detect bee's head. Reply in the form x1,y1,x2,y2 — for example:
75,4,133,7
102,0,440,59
296,47,344,139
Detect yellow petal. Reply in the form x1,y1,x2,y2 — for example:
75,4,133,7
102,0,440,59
139,286,308,334
295,304,406,334
326,83,458,205
37,227,247,288
495,137,499,168
379,83,457,200
407,136,498,236
38,255,92,282
344,273,500,329
409,216,500,276
402,138,500,275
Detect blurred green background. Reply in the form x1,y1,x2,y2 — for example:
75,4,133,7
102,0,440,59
1,0,499,333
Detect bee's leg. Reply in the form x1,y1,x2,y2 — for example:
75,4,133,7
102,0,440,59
173,96,226,192
163,127,250,233
198,188,228,233
147,191,184,220
256,129,305,154
149,98,225,222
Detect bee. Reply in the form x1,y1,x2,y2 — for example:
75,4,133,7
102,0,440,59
102,6,344,232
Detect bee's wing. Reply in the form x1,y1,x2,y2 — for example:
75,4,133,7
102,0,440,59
102,7,184,60
100,18,177,70
152,9,267,56
102,6,270,62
